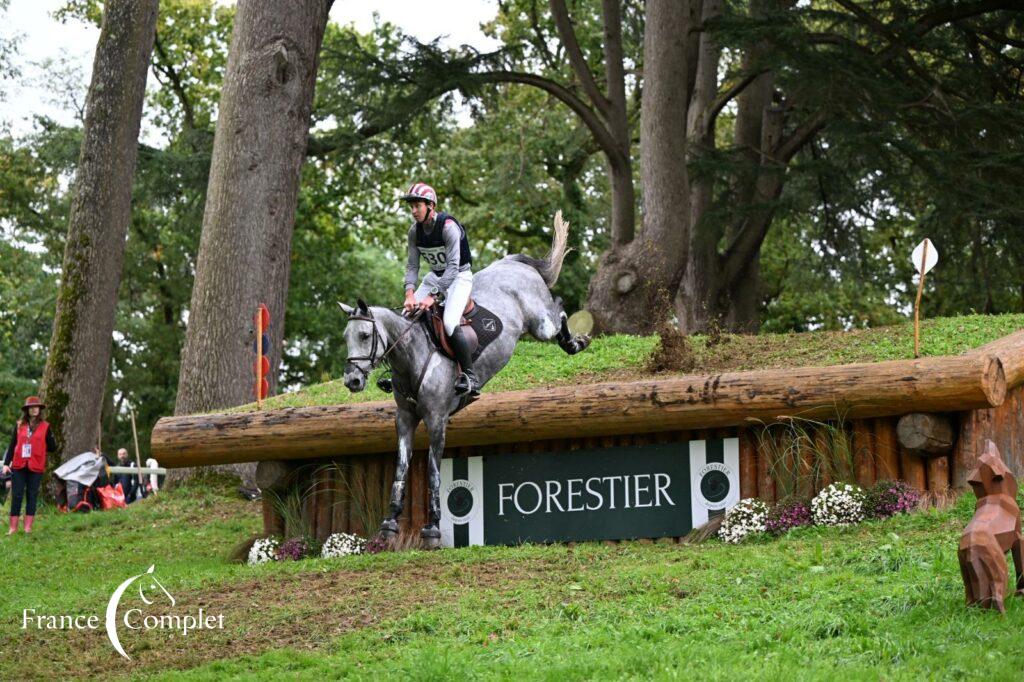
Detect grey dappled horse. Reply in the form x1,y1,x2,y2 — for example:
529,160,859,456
340,212,590,547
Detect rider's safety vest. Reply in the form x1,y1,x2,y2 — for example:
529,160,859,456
415,212,473,275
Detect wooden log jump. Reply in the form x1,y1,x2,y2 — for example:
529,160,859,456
152,352,1006,467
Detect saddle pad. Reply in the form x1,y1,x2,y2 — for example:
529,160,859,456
425,302,504,361
467,303,503,360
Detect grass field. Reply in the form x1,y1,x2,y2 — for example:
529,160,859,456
3,478,1024,680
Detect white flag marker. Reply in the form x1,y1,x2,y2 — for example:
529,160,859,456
912,238,938,358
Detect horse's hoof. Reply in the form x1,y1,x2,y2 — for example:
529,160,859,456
420,525,442,550
380,518,399,536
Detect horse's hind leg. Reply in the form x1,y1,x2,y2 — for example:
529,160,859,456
555,310,590,354
381,407,419,537
528,296,590,354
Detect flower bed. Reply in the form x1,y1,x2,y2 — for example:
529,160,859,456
721,479,922,544
246,532,372,565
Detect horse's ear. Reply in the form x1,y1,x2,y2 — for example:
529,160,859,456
357,298,369,314
338,302,355,316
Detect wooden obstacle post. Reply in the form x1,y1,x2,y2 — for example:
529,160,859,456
256,307,263,410
130,408,144,487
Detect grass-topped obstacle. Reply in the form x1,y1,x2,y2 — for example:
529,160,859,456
152,318,1024,548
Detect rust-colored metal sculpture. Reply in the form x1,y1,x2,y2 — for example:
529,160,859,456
958,440,1024,613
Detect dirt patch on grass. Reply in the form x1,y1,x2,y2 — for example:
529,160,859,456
3,554,567,679
646,325,698,373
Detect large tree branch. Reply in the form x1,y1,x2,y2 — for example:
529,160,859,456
475,70,625,167
773,109,828,162
719,0,1017,291
307,69,624,169
686,0,722,143
527,0,559,71
152,34,196,131
700,68,766,139
774,0,1016,164
549,0,612,116
602,0,628,124
875,0,1022,64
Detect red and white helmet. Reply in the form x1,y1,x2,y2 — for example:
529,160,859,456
399,182,437,205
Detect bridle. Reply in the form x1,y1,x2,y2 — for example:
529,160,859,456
344,307,425,382
344,310,385,380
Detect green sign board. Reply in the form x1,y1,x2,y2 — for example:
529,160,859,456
440,438,739,547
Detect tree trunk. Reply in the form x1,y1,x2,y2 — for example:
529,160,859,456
585,0,692,334
173,0,333,483
41,0,159,462
601,0,636,246
153,352,1006,467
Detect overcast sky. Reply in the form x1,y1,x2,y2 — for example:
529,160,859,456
1,0,500,138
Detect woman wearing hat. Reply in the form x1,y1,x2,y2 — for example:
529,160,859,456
2,396,57,534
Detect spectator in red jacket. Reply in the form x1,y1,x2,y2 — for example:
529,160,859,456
3,396,57,534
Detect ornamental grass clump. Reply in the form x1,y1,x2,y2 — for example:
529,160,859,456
247,537,280,565
864,480,922,519
718,498,769,543
321,532,366,558
811,482,866,527
765,498,812,535
276,537,312,561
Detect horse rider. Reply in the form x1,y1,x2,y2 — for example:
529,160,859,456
400,182,478,396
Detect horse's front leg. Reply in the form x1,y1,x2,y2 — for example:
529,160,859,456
420,413,448,549
380,406,419,537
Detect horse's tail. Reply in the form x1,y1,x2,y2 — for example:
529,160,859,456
509,210,570,289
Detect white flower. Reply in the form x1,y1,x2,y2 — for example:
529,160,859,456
321,532,367,558
811,482,865,527
718,498,769,544
248,537,280,565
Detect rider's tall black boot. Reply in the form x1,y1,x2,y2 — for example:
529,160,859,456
449,326,478,396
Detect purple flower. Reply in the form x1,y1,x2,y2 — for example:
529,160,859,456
364,535,389,554
766,499,813,534
864,480,921,519
276,537,310,561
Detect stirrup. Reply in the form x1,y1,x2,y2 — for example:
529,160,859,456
455,373,478,396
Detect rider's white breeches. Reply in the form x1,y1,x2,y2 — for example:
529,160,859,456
415,269,473,336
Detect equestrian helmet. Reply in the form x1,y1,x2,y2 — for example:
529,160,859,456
400,182,437,205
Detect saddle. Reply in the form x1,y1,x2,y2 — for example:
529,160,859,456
424,298,504,363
